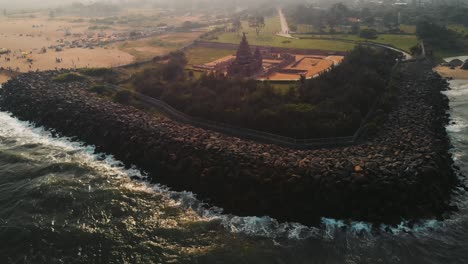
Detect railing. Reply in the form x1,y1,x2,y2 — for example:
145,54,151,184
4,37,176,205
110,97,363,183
107,84,377,149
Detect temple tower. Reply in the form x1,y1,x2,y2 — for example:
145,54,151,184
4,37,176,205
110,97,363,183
227,33,263,78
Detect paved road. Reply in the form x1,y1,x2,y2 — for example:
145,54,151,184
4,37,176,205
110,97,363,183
371,43,412,60
277,8,295,39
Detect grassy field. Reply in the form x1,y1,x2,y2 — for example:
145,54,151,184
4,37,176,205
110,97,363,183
399,24,417,34
448,24,468,35
185,46,235,65
116,32,203,61
292,34,418,52
295,24,416,34
214,33,355,51
236,16,282,36
268,81,296,94
207,16,355,52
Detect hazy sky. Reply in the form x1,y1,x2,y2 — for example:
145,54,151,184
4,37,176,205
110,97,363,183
0,0,80,9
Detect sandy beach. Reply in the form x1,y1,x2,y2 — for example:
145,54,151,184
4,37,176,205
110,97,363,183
435,55,468,79
435,66,468,80
0,74,10,84
0,16,136,72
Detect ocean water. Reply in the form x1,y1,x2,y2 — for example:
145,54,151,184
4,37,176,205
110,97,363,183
1,79,468,263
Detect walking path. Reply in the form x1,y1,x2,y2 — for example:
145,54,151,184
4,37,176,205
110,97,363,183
277,8,296,39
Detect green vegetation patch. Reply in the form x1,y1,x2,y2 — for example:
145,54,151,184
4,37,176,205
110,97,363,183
416,21,468,61
78,67,114,77
185,47,235,65
399,24,416,34
114,90,134,105
293,34,418,52
208,32,355,51
203,14,355,52
53,73,86,83
128,47,400,139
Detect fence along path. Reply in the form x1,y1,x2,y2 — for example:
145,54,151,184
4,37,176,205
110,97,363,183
108,83,376,149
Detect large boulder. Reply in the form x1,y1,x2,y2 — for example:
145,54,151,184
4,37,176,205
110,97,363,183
462,60,468,70
448,59,463,68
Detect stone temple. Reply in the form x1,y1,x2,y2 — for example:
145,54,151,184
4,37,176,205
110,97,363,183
192,34,345,81
227,33,263,78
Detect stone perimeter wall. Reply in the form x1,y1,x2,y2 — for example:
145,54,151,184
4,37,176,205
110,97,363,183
0,62,457,225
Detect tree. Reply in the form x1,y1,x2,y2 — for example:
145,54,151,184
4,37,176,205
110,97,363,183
359,28,378,39
383,11,398,30
351,23,360,34
410,44,422,56
232,17,242,35
327,3,349,32
298,74,307,98
360,7,375,26
49,10,55,19
114,90,133,105
248,16,265,36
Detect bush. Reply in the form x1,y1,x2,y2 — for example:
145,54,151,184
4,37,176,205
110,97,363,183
89,85,108,95
79,67,114,77
364,122,378,136
359,29,378,39
410,44,422,56
289,24,298,32
114,90,133,104
53,73,86,83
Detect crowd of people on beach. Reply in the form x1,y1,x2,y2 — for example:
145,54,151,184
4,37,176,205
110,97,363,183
0,48,86,73
0,23,169,74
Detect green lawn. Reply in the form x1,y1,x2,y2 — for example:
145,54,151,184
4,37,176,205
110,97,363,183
296,24,416,34
448,24,468,35
295,24,358,34
269,81,296,94
236,16,282,36
292,34,418,52
185,47,236,65
206,15,355,52
214,33,355,51
296,24,318,34
399,24,417,34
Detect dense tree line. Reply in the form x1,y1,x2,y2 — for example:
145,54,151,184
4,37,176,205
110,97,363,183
132,47,399,139
416,19,467,56
285,1,468,34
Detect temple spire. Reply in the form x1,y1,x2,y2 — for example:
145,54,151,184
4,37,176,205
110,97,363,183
227,33,263,77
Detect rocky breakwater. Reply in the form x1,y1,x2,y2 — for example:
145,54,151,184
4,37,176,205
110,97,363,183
0,65,458,225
